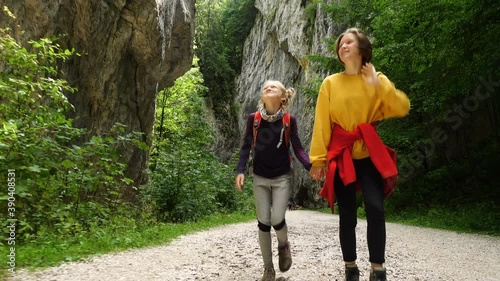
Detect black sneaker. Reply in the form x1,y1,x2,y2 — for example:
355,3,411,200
345,265,360,281
370,267,387,281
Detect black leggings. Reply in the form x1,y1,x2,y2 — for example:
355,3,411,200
334,157,386,264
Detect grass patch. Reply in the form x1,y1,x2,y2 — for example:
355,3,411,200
5,212,255,273
385,203,499,236
316,201,499,236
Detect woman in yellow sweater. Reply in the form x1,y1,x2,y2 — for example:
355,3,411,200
309,28,410,281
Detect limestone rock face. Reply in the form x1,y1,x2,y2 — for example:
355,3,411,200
237,0,338,116
236,0,339,207
0,0,195,184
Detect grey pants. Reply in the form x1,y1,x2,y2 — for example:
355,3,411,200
253,173,291,268
253,172,291,227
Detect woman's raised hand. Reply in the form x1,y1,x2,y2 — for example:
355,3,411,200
361,63,380,86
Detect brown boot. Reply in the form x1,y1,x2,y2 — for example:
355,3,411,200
278,241,292,272
261,267,275,281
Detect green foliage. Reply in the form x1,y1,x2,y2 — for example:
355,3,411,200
322,0,376,33
221,0,257,72
155,60,212,144
0,10,144,244
295,76,323,101
195,0,257,151
304,0,320,25
148,142,239,222
320,0,500,117
371,0,499,116
390,140,500,209
147,60,254,223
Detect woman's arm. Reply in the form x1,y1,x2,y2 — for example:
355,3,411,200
377,73,411,118
309,78,333,168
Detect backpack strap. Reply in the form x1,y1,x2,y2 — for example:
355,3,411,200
276,113,290,149
252,111,262,150
283,113,290,148
283,113,292,164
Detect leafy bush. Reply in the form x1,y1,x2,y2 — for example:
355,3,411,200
147,60,253,223
148,142,239,222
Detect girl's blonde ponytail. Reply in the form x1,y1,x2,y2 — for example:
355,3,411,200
282,87,296,111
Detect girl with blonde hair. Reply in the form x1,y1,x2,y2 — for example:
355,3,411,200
235,80,311,281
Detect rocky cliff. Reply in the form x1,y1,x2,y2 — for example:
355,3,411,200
237,0,335,106
236,0,340,207
236,0,338,207
0,0,195,185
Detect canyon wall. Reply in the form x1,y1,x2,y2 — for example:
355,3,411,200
0,0,195,184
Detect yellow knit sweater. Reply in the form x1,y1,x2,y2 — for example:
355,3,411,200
309,72,410,167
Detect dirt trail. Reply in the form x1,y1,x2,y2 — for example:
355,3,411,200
12,210,500,280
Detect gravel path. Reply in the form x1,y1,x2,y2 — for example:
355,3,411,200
12,210,500,281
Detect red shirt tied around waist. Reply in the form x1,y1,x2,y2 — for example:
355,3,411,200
321,123,398,212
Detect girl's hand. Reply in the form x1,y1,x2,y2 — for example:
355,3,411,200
235,173,245,192
309,166,326,181
361,63,380,86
